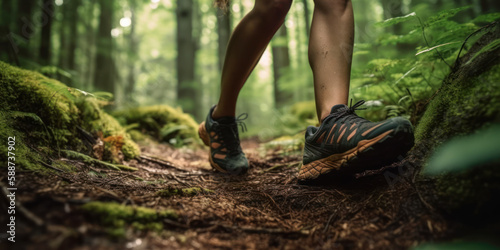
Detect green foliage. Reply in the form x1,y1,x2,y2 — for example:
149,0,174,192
351,7,499,123
376,12,416,28
113,105,201,147
81,201,177,237
424,125,500,175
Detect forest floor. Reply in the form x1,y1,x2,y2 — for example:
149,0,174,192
2,139,459,249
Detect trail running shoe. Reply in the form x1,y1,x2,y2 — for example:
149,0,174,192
298,100,414,183
198,105,249,175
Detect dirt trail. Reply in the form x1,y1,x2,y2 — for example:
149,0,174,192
1,140,451,249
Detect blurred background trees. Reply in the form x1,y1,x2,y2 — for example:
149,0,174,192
0,0,498,138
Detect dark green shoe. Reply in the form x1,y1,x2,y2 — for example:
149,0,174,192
198,106,249,175
298,100,414,183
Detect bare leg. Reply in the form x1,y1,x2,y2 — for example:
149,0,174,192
309,0,354,121
212,0,292,119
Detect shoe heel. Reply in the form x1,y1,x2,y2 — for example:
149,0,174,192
198,122,210,146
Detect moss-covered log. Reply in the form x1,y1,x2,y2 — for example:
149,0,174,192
412,24,500,219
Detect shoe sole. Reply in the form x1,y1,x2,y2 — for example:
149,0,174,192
298,122,414,184
198,122,230,174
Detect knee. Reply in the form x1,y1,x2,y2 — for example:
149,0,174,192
313,0,351,13
255,0,292,22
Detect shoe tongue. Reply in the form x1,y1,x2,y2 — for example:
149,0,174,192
330,104,348,114
215,116,236,124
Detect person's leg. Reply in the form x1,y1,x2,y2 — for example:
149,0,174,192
199,0,292,174
212,0,292,119
309,0,354,121
298,0,414,183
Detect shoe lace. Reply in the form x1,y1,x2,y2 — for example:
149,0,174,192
332,100,368,124
216,113,248,156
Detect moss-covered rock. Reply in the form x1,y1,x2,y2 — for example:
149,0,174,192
0,61,140,171
112,105,201,146
81,201,177,237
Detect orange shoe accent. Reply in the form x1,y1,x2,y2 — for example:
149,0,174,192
298,129,393,180
361,123,384,137
347,128,358,142
337,126,347,143
327,123,338,144
316,131,327,144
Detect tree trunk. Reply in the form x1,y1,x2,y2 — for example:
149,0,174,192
16,0,36,61
216,1,231,71
93,0,115,97
301,0,310,36
57,1,68,70
39,0,55,65
125,0,138,105
271,24,291,109
83,0,96,90
67,0,80,71
176,0,198,117
0,0,19,64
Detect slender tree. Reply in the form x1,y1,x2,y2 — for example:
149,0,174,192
16,0,37,61
271,24,291,109
176,0,199,117
93,0,115,96
125,0,138,104
57,1,69,70
216,0,231,71
39,0,55,65
0,0,19,64
67,0,81,71
302,0,310,36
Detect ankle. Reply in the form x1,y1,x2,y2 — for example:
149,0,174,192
212,105,235,120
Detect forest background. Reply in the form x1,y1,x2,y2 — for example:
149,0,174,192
2,0,499,140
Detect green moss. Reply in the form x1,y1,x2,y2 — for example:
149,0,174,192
290,101,316,122
0,111,41,171
62,150,138,171
76,97,140,160
0,61,140,171
112,105,201,146
415,64,500,150
81,201,177,236
156,187,213,197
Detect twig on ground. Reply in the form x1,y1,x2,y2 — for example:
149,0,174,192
205,222,309,236
323,212,338,233
140,154,188,172
39,161,64,172
260,161,301,173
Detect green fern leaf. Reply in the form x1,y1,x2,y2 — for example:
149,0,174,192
376,12,416,28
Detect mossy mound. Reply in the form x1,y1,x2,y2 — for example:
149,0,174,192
113,105,200,146
0,61,140,171
81,201,177,237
